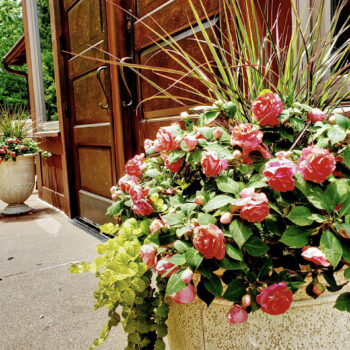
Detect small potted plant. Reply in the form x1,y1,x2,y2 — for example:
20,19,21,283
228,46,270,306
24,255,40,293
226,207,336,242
0,105,40,215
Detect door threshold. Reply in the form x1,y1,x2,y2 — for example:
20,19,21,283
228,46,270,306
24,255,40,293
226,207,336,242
69,217,110,242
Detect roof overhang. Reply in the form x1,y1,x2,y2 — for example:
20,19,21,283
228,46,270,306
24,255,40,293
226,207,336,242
2,35,27,77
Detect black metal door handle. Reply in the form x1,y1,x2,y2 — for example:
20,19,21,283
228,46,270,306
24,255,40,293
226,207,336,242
120,57,133,107
96,66,109,109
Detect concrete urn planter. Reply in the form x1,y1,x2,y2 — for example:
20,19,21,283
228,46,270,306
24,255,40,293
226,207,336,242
0,154,36,215
167,272,350,350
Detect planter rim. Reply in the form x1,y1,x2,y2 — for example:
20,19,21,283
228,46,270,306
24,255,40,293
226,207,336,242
0,153,37,162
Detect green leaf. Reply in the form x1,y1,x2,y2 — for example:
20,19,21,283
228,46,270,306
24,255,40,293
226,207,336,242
167,150,185,164
280,226,312,248
167,254,186,266
218,257,248,271
162,213,185,226
198,213,217,225
222,279,247,302
203,195,236,212
328,126,346,145
343,148,350,170
192,150,203,163
344,268,350,281
247,174,266,189
174,240,192,252
217,176,241,195
229,220,252,248
165,271,186,296
320,230,342,268
204,274,223,297
107,201,124,217
286,206,314,226
243,236,269,257
185,248,203,270
334,293,350,312
340,195,350,217
144,169,161,178
225,243,243,261
335,114,350,130
342,242,350,264
202,110,219,125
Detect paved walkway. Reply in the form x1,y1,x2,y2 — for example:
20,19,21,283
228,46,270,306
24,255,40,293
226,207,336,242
0,193,127,350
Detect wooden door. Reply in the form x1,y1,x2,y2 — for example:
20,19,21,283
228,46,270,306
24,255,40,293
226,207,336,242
129,0,220,151
61,0,117,225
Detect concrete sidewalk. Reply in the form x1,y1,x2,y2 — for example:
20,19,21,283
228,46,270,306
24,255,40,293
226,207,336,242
0,193,127,350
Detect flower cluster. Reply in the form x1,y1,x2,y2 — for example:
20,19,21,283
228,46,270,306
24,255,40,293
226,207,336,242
99,92,349,334
0,137,39,162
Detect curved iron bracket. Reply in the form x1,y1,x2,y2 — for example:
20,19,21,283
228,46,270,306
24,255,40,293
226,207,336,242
96,66,109,109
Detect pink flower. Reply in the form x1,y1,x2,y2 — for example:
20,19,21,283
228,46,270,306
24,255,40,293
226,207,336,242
236,188,270,223
144,139,154,151
140,244,157,269
129,185,149,201
156,127,181,153
201,151,228,178
301,246,331,267
307,108,326,123
252,93,283,126
184,135,198,152
162,155,184,173
256,281,293,315
192,224,226,260
125,154,144,177
171,284,196,304
230,123,263,149
118,175,138,194
227,305,248,324
133,199,154,216
181,268,193,284
150,219,166,233
264,158,298,192
194,196,206,206
298,146,336,183
155,255,179,277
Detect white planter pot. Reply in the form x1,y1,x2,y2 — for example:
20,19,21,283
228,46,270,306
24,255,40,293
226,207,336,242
0,154,36,215
167,273,350,350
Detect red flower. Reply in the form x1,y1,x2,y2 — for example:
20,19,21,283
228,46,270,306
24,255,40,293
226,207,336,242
129,185,149,201
236,188,270,223
118,175,138,194
184,135,198,152
307,108,326,123
256,281,293,315
125,154,144,177
162,155,184,173
230,123,263,149
301,246,331,267
264,158,297,192
133,198,154,216
140,244,157,269
155,254,179,277
192,224,226,260
201,151,228,178
227,305,248,324
156,127,181,153
298,146,336,183
171,284,196,304
252,93,283,126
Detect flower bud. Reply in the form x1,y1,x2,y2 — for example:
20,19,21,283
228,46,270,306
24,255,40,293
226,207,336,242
220,212,233,224
181,268,193,284
241,294,252,308
110,186,117,194
111,193,118,201
312,282,325,297
307,108,326,123
227,305,248,324
194,196,206,206
150,219,165,234
180,111,189,119
233,150,243,160
328,115,336,125
213,128,223,140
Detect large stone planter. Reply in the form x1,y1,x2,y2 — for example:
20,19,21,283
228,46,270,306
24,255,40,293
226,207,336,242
167,273,350,350
0,154,36,215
